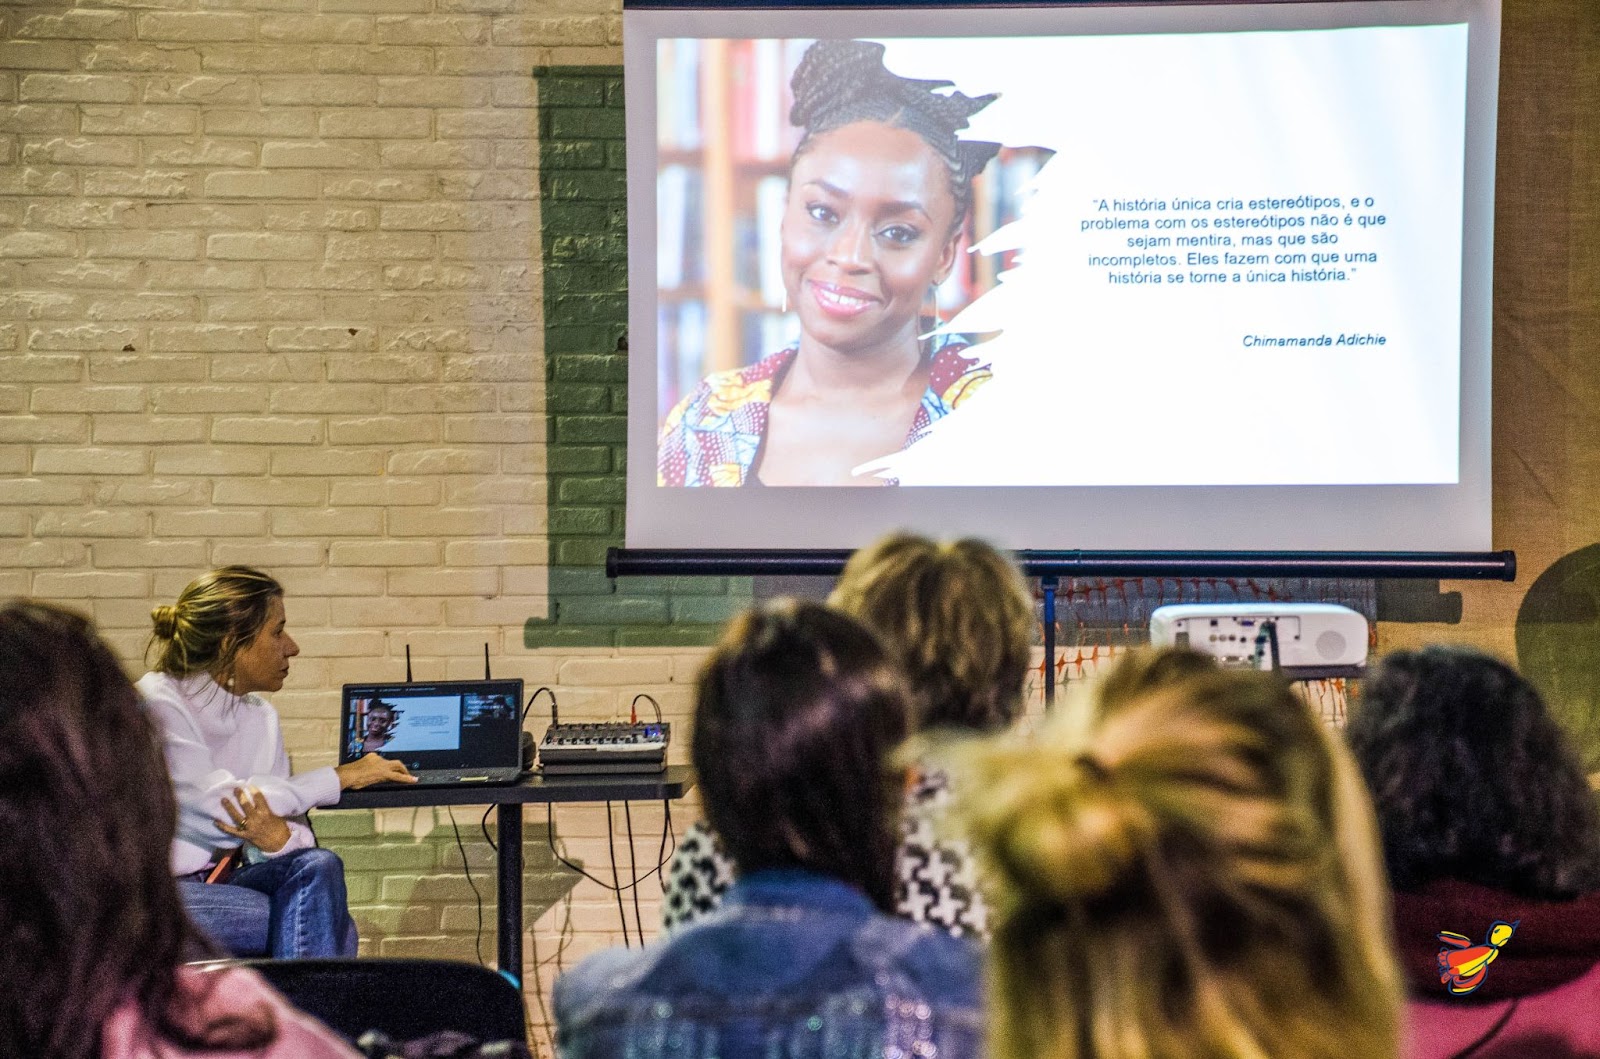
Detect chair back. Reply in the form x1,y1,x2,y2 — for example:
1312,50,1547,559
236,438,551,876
221,958,528,1046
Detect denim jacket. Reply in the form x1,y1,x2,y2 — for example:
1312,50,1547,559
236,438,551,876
553,870,984,1059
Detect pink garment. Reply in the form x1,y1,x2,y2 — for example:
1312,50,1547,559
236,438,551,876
1406,958,1600,1059
1394,880,1600,1059
101,966,358,1059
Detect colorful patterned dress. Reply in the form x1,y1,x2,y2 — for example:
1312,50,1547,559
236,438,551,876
656,342,991,487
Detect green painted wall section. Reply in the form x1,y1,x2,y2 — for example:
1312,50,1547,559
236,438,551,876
527,66,753,649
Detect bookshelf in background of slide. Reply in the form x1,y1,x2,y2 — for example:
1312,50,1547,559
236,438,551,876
657,38,702,151
944,145,1052,314
656,38,807,418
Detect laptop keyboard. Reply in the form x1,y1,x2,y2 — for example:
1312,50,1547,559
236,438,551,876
373,767,523,788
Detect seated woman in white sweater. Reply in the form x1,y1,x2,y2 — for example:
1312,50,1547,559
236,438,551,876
139,566,413,959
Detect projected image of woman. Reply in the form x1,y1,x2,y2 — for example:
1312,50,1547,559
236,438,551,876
354,699,401,754
658,40,1001,487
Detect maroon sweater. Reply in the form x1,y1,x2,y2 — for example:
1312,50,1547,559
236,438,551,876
1393,878,1600,1059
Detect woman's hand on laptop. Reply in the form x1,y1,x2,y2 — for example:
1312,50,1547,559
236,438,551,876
336,752,417,789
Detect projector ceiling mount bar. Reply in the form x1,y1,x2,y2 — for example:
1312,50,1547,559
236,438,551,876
607,549,1516,581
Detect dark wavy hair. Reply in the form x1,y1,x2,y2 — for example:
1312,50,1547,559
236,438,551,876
692,599,911,911
789,39,1002,230
1346,645,1600,898
0,600,275,1058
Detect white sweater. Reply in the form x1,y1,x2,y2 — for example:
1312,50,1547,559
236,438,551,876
137,671,342,876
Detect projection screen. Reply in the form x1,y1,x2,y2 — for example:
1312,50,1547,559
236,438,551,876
622,0,1500,551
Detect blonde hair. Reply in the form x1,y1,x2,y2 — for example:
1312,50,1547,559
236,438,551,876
147,566,283,685
831,533,1034,732
945,650,1401,1059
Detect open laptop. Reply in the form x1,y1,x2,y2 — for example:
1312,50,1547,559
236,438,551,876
340,679,524,788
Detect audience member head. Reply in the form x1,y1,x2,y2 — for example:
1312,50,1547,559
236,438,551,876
0,600,274,1059
946,649,1401,1059
1347,645,1600,898
692,599,911,910
147,566,291,693
831,533,1033,733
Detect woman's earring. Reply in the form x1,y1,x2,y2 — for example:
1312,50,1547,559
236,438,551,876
781,290,788,314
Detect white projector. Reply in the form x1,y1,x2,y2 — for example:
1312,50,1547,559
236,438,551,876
1148,602,1368,676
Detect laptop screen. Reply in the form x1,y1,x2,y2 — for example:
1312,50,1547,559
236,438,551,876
339,679,523,772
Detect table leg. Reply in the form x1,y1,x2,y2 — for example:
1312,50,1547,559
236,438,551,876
497,802,523,982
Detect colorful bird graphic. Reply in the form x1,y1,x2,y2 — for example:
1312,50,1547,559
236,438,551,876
1436,920,1519,995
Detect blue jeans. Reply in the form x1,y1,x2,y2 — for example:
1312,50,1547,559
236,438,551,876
179,847,358,959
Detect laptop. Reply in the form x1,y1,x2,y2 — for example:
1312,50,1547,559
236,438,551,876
340,679,525,788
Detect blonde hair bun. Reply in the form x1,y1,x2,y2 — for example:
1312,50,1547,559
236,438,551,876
963,744,1149,906
146,566,284,679
150,604,179,640
942,650,1405,1059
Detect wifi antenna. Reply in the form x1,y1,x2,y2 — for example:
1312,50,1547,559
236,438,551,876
484,642,491,680
405,644,413,683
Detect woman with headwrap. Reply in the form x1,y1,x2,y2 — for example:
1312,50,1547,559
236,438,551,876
658,40,1001,487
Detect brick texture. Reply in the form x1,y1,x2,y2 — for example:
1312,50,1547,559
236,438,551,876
0,10,1071,1056
0,4,707,1052
525,66,749,651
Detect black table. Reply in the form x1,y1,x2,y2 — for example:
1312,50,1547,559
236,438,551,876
330,766,696,981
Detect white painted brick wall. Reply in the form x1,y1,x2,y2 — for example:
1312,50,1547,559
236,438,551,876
1,0,1078,1045
0,0,645,1050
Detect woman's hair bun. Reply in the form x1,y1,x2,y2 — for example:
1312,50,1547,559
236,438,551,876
150,604,179,640
960,745,1149,906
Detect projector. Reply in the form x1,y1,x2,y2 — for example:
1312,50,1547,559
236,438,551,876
1148,603,1368,678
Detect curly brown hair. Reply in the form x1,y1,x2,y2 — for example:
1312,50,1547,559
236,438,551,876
1347,645,1600,898
831,533,1034,733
